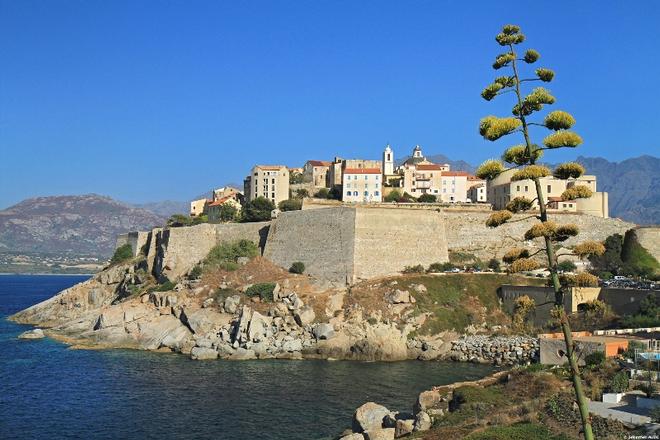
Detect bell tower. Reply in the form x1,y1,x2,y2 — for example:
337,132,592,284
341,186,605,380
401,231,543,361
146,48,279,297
383,144,394,175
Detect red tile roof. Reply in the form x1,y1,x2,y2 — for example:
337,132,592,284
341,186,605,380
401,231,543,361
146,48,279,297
307,160,331,167
416,164,444,171
467,175,483,181
208,196,235,206
548,196,563,202
344,168,382,175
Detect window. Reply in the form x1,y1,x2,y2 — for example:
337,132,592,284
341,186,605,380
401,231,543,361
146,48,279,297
443,188,447,193
547,184,551,193
524,185,528,192
271,193,275,199
516,185,520,192
272,179,275,184
347,175,351,180
346,191,351,196
375,175,379,180
364,175,368,180
375,191,380,196
364,191,369,197
375,183,379,188
353,191,358,196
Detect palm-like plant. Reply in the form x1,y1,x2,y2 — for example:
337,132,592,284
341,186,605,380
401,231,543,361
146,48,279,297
476,24,607,440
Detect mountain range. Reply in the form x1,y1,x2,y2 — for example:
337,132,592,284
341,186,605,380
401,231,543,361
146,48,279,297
0,155,656,262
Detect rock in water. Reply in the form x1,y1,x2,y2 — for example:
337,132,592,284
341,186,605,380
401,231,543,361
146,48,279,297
352,402,390,433
190,346,218,360
18,328,45,339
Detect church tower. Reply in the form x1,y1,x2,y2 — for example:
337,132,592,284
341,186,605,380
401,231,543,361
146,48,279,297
383,144,394,175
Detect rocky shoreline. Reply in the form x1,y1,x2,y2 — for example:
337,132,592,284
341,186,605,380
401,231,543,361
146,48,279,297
10,259,541,366
336,370,511,439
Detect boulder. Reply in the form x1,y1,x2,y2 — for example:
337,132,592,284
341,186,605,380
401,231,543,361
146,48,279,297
247,311,272,342
94,306,125,329
412,284,426,294
160,325,193,351
413,411,431,431
137,315,189,350
282,338,303,352
183,308,231,335
191,346,218,360
395,419,414,437
231,347,256,360
18,328,45,339
414,389,448,413
294,305,315,326
339,434,364,440
353,402,390,433
364,428,395,440
223,295,241,314
386,290,412,304
313,323,335,340
202,298,214,308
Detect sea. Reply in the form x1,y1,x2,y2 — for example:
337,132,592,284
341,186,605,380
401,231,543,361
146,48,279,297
0,275,497,440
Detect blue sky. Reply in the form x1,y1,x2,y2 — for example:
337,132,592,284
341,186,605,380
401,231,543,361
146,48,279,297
1,1,659,208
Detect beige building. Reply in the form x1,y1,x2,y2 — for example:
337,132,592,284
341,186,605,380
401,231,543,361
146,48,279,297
401,164,444,196
244,165,290,205
487,170,608,217
342,168,383,203
467,176,487,203
439,171,469,203
190,198,211,217
328,157,382,191
303,160,331,187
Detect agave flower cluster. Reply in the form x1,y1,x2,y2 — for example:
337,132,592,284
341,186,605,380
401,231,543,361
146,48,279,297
476,24,605,277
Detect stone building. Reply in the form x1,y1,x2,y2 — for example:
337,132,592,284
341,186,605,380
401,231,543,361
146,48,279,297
302,160,331,188
467,176,487,203
207,194,243,223
487,169,608,217
400,164,444,197
342,168,383,203
244,165,290,205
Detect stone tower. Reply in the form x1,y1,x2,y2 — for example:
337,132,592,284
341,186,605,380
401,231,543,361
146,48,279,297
383,144,394,175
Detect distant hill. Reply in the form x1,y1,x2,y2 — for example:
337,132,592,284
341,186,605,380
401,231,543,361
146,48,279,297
133,200,189,218
0,194,166,258
575,155,660,225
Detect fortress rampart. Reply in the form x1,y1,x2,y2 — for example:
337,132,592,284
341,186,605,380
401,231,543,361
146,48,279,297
119,205,639,284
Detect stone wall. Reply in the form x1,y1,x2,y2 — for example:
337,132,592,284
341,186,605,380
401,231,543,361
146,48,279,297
353,208,448,280
633,227,660,263
499,284,660,326
449,335,539,365
154,222,270,281
263,207,356,283
443,211,635,261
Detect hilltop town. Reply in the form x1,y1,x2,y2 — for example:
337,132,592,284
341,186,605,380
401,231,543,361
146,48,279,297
189,144,610,220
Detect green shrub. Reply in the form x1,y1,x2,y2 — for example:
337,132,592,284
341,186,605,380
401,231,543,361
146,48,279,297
314,188,330,199
245,283,276,302
621,229,660,279
215,204,238,222
488,258,501,272
278,198,302,212
418,193,437,203
650,405,660,423
205,240,259,271
402,264,425,274
110,244,133,265
189,264,203,280
384,190,402,203
622,340,646,360
289,262,305,274
242,197,275,222
152,280,176,292
608,371,629,393
466,422,570,440
557,260,577,272
167,214,193,227
428,262,456,273
584,351,605,368
295,188,309,198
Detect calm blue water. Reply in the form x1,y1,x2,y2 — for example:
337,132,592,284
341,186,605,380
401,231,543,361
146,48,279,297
0,275,497,440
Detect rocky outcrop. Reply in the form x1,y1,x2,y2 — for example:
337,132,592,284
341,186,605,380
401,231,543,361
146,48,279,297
18,328,45,339
448,335,539,365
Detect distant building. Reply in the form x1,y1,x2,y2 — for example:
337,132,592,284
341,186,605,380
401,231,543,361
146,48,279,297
438,171,469,203
244,165,290,205
342,168,383,203
383,144,394,176
328,157,383,197
487,170,608,217
467,175,487,203
303,160,331,188
190,198,211,217
213,186,242,201
401,164,444,196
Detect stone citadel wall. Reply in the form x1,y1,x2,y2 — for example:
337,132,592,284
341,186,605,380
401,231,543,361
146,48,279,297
118,206,637,284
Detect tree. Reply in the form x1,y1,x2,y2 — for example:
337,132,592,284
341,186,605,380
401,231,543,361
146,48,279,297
289,172,304,184
418,193,437,203
384,190,402,203
278,198,302,212
242,197,275,222
295,188,309,198
475,24,605,439
217,204,238,222
289,261,305,274
488,258,501,272
557,260,577,273
314,188,330,199
110,244,133,265
167,214,193,227
589,234,624,275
